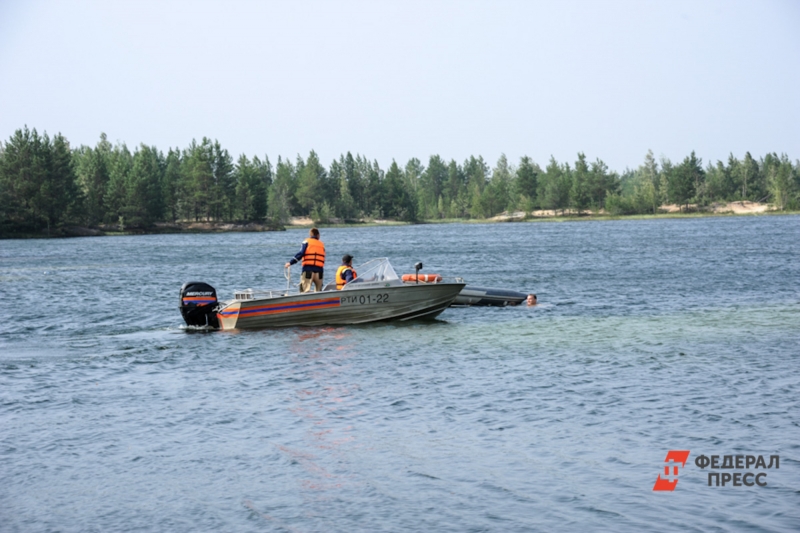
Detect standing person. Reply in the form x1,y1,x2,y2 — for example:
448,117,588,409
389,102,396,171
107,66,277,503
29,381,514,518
285,228,325,292
335,255,357,289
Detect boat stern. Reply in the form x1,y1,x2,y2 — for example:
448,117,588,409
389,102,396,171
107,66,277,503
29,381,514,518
217,301,241,330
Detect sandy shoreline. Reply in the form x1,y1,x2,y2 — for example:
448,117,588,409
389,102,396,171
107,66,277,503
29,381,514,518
484,201,774,222
292,201,777,226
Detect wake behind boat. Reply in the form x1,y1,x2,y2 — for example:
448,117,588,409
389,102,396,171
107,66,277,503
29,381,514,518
180,258,465,330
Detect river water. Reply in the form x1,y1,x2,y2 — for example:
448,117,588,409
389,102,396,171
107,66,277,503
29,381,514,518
1,216,798,532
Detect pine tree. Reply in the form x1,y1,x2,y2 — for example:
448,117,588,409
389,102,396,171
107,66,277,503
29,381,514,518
767,154,795,210
0,127,43,229
47,133,81,229
105,143,133,224
419,155,447,219
125,144,164,226
514,156,539,211
162,148,181,222
267,156,294,224
181,139,215,221
74,133,111,226
445,160,466,206
570,153,591,212
252,155,271,221
668,152,703,211
588,158,617,210
295,150,326,215
382,160,405,218
212,141,235,220
539,157,571,213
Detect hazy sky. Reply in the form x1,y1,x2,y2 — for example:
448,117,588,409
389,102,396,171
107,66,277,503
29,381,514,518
1,0,798,172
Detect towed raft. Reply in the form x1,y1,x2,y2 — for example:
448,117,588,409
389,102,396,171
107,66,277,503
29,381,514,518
180,258,465,330
397,273,527,307
451,286,526,307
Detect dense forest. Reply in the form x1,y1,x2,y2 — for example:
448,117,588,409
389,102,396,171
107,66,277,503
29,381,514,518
1,126,798,235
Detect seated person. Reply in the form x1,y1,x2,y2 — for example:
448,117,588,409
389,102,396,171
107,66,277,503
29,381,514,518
335,255,357,289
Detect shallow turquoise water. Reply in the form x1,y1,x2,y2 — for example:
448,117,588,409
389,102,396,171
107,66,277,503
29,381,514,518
1,216,799,532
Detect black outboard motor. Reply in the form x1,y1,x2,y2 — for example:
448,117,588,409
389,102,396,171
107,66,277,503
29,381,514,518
179,281,220,328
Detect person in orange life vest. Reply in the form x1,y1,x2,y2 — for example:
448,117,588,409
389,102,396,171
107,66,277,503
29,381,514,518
284,227,325,292
335,254,357,289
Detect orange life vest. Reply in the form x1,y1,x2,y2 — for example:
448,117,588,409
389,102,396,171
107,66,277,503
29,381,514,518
335,265,356,289
301,238,325,268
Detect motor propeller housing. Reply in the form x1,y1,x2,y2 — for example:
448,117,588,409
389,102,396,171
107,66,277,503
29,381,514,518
179,281,220,328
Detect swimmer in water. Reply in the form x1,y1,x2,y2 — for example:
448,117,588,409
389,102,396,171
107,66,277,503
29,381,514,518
526,294,537,306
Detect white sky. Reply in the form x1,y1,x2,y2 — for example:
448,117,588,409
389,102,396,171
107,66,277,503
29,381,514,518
1,0,798,172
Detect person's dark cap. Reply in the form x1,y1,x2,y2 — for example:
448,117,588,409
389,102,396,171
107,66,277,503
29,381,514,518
342,254,353,263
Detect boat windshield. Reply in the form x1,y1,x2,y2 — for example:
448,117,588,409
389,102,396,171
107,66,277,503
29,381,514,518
242,257,406,296
353,257,399,283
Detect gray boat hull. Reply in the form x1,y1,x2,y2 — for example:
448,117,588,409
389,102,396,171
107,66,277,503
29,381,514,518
217,282,465,329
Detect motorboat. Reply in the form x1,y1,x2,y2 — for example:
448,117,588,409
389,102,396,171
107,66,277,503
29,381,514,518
179,258,465,330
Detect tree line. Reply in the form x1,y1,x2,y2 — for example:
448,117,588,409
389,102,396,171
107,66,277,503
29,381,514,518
1,126,798,234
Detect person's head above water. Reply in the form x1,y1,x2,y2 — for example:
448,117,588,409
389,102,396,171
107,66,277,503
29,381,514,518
527,294,537,306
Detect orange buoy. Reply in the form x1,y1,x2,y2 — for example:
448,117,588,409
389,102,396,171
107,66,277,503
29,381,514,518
401,273,442,283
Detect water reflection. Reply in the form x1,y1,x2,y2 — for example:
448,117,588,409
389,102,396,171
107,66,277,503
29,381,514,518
279,328,361,499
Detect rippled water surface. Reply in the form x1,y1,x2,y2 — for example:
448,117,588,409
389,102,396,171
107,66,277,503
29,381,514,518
1,216,799,532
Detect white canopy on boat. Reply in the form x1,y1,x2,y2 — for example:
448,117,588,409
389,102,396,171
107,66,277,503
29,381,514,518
321,257,403,291
352,257,399,283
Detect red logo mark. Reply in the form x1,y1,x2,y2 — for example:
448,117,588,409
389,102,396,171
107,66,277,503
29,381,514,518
653,450,690,491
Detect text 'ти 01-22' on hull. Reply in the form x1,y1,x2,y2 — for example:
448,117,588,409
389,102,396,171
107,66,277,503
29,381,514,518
179,258,465,330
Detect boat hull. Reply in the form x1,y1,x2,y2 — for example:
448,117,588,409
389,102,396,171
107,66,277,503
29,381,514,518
217,282,465,329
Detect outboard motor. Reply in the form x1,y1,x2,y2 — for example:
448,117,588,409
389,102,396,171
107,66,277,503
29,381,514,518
179,281,220,328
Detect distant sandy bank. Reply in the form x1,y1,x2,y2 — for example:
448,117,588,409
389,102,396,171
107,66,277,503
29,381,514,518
663,201,769,215
483,201,775,222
